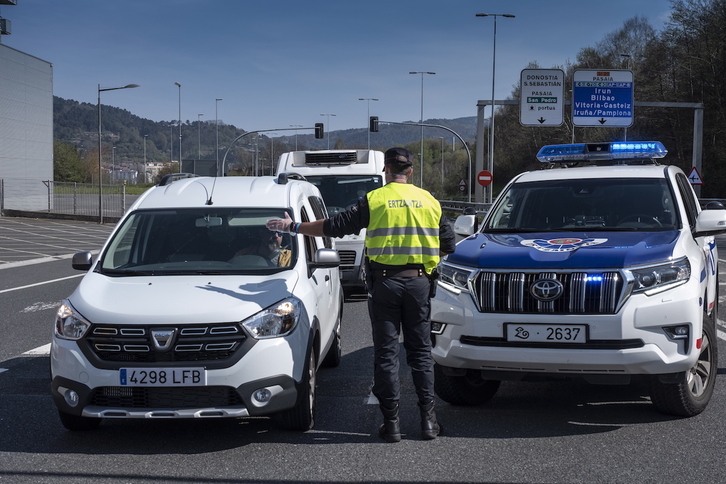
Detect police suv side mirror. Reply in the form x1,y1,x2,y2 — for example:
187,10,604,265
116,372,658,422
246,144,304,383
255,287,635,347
694,208,726,237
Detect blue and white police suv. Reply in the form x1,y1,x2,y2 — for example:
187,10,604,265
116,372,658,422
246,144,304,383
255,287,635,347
431,141,726,417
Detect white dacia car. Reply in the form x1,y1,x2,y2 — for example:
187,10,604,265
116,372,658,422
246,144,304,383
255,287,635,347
51,173,343,431
431,141,726,417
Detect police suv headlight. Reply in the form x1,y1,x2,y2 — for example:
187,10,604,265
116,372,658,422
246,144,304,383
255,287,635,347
54,300,91,340
628,257,690,295
438,262,475,292
242,298,301,339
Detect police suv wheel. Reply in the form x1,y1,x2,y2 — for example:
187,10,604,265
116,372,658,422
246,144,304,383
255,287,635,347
649,311,718,417
434,364,501,406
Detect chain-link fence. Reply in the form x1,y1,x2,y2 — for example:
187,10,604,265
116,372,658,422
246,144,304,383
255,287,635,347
1,178,127,222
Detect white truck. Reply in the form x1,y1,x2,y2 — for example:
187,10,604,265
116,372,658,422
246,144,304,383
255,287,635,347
276,149,385,292
431,141,726,417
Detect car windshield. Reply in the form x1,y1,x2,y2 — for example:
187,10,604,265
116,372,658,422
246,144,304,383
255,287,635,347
485,178,679,232
304,175,382,215
99,208,296,275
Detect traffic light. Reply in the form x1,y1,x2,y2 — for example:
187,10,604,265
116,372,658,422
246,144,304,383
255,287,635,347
314,123,324,139
369,116,379,132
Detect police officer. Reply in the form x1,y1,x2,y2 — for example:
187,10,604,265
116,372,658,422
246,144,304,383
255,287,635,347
267,147,456,442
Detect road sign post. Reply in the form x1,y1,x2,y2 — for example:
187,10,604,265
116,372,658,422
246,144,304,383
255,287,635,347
520,69,564,126
573,69,633,127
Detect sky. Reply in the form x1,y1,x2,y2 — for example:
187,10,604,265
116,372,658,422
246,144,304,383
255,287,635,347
1,0,674,136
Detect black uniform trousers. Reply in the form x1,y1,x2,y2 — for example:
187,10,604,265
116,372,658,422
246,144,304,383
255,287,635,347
368,274,434,406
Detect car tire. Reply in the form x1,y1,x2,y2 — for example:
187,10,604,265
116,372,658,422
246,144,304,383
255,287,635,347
434,364,501,406
58,411,101,431
277,349,317,431
649,310,718,417
321,314,342,368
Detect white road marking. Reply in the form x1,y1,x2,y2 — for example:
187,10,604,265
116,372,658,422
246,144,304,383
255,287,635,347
0,273,83,294
24,344,50,355
0,254,75,270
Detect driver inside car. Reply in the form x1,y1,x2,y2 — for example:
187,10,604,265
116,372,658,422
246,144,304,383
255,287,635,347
233,227,291,267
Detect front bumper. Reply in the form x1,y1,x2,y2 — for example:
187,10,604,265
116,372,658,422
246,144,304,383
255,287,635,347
51,334,306,419
431,279,703,377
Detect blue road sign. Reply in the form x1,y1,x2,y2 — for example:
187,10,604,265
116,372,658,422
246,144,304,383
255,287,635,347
573,70,633,127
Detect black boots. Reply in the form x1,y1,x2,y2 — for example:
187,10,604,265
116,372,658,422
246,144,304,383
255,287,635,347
378,402,401,443
419,400,441,440
378,400,441,441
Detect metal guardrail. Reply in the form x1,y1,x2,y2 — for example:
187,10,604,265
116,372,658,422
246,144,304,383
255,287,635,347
439,200,492,215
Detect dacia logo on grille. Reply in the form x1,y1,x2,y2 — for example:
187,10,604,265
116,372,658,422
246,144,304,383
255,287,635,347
530,279,564,301
151,329,176,351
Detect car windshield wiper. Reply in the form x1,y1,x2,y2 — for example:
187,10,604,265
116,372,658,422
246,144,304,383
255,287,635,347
101,268,157,276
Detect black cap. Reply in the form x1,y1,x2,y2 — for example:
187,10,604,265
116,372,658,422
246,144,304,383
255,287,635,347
384,147,414,168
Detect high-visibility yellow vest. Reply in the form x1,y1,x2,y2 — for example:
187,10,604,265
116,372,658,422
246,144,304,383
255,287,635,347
365,182,442,274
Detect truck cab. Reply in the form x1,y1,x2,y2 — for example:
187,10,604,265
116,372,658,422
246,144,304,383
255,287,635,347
276,149,385,292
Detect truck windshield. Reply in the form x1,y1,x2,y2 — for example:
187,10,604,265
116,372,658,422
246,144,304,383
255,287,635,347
304,175,383,215
485,178,679,232
99,208,296,275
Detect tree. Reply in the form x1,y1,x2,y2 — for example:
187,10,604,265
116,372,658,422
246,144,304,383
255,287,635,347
53,140,85,182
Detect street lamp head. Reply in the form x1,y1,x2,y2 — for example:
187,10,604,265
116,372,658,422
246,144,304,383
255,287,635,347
124,84,140,89
174,82,181,87
476,13,515,18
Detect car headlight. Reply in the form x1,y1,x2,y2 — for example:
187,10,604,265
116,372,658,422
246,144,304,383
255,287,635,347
438,261,475,292
54,300,91,340
628,257,691,295
241,298,301,339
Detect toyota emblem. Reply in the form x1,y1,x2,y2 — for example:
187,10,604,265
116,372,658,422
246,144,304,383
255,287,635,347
530,279,564,301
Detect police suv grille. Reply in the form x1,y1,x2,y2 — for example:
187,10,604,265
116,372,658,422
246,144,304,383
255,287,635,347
473,271,623,314
305,151,357,165
337,250,357,269
89,386,243,408
86,323,246,363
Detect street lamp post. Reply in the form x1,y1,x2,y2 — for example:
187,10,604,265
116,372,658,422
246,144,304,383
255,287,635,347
174,82,182,172
143,134,148,183
409,71,435,188
98,83,139,224
289,125,302,150
476,13,514,203
438,136,444,196
215,98,222,176
358,98,379,149
319,114,336,149
197,114,203,161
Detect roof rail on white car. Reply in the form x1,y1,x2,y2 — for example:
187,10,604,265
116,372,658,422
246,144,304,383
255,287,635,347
158,173,199,186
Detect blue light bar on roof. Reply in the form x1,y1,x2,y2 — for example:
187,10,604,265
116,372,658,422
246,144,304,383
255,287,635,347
536,141,668,163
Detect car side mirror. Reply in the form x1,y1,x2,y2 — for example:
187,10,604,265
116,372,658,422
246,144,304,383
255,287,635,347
311,248,340,268
71,251,93,271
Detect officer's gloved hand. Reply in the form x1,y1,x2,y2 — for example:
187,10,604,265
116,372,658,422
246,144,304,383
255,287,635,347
266,212,293,233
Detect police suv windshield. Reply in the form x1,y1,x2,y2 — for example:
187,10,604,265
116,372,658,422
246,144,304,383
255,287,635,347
485,178,679,232
99,208,296,275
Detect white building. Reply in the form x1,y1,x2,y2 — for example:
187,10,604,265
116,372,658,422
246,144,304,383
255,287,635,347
0,44,53,211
